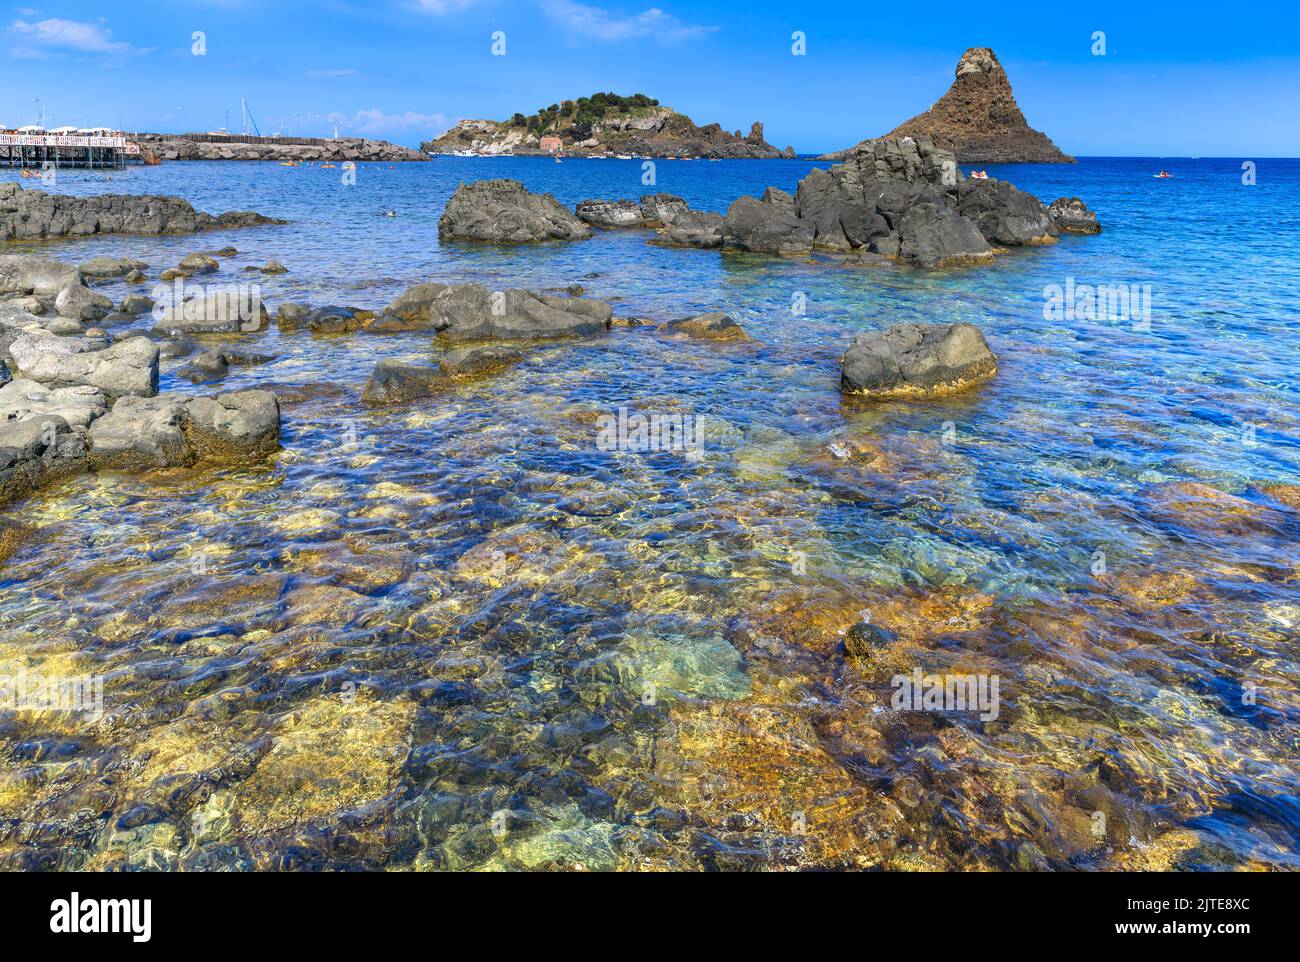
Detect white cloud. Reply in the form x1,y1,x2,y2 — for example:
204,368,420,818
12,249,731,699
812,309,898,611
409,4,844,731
327,108,450,136
7,17,145,56
539,0,715,41
306,68,359,78
414,0,483,13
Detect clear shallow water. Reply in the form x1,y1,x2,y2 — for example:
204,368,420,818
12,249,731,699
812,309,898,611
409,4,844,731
0,157,1297,871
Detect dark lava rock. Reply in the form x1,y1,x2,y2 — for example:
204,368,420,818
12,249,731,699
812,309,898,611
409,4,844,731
439,179,591,243
841,322,998,399
1047,197,1102,235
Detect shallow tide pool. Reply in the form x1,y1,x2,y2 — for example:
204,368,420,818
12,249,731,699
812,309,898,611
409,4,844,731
1,156,1297,870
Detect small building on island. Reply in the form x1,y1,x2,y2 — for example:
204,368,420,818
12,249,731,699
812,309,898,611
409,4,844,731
539,136,564,154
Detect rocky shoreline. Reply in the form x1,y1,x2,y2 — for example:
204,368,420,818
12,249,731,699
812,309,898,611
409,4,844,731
1,183,284,242
0,146,1096,509
131,133,427,163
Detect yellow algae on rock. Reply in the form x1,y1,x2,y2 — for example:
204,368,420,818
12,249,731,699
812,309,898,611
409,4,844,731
274,508,342,534
666,701,872,867
229,696,414,834
1146,481,1286,537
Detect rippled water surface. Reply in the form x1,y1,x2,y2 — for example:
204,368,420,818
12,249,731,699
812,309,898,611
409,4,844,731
1,156,1297,871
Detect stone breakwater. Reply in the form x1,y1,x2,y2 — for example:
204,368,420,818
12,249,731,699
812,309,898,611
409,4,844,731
131,134,427,163
448,138,1100,269
1,183,284,242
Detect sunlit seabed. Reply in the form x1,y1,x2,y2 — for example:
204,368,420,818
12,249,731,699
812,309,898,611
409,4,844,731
0,157,1297,870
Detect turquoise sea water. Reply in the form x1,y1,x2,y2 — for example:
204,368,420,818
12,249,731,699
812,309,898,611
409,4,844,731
1,156,1297,870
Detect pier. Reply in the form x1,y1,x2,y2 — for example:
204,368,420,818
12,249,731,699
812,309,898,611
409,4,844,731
0,129,135,171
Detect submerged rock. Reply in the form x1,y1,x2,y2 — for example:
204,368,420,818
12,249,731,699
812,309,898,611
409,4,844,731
439,179,591,243
1048,197,1102,235
840,322,998,399
376,282,611,341
78,256,148,279
659,312,751,342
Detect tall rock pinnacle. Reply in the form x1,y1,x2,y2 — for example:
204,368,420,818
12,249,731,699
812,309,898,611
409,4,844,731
825,48,1074,164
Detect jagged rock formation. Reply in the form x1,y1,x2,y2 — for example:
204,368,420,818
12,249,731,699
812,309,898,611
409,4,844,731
1048,197,1102,234
423,93,794,158
661,138,1064,268
841,322,998,398
825,48,1073,164
132,133,426,163
440,180,591,243
0,183,284,241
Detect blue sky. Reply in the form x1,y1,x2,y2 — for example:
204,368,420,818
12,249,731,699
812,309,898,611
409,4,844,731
2,0,1297,155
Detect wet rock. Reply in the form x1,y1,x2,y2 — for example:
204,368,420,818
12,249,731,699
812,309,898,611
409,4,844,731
7,332,159,399
260,259,288,274
377,282,611,341
183,390,281,463
843,620,895,660
154,289,270,335
159,268,189,282
120,293,156,315
54,284,113,322
841,322,997,399
0,413,88,505
659,312,751,342
362,346,523,404
179,253,219,275
1047,196,1102,235
0,515,34,564
88,389,280,470
957,177,1056,246
125,268,147,284
175,347,273,383
226,697,413,836
275,302,312,332
0,359,8,387
78,256,148,279
439,179,591,243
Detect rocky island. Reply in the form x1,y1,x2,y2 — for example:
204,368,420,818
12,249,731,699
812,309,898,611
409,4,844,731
825,48,1074,164
422,92,795,158
450,137,1099,268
